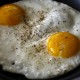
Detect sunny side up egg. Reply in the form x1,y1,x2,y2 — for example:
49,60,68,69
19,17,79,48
0,0,80,79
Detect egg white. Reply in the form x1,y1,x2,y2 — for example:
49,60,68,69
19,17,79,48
0,0,80,79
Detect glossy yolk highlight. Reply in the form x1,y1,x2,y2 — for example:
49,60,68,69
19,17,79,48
47,32,80,58
0,4,25,26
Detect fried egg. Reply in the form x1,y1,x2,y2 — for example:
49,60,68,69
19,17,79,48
0,0,80,79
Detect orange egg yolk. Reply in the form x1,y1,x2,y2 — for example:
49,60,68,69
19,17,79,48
47,32,80,58
0,4,25,26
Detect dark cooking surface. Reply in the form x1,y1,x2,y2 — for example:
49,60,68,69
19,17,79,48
55,0,80,11
0,0,80,80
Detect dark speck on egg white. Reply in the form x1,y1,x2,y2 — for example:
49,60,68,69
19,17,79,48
16,48,18,49
11,62,15,65
77,29,79,31
37,10,45,21
63,20,66,23
58,21,60,24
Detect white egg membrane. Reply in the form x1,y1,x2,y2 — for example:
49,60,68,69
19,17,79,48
0,0,80,79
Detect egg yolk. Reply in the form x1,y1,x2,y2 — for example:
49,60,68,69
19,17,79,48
47,32,80,58
0,4,25,26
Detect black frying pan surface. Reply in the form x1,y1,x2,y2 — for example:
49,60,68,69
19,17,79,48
0,0,80,80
